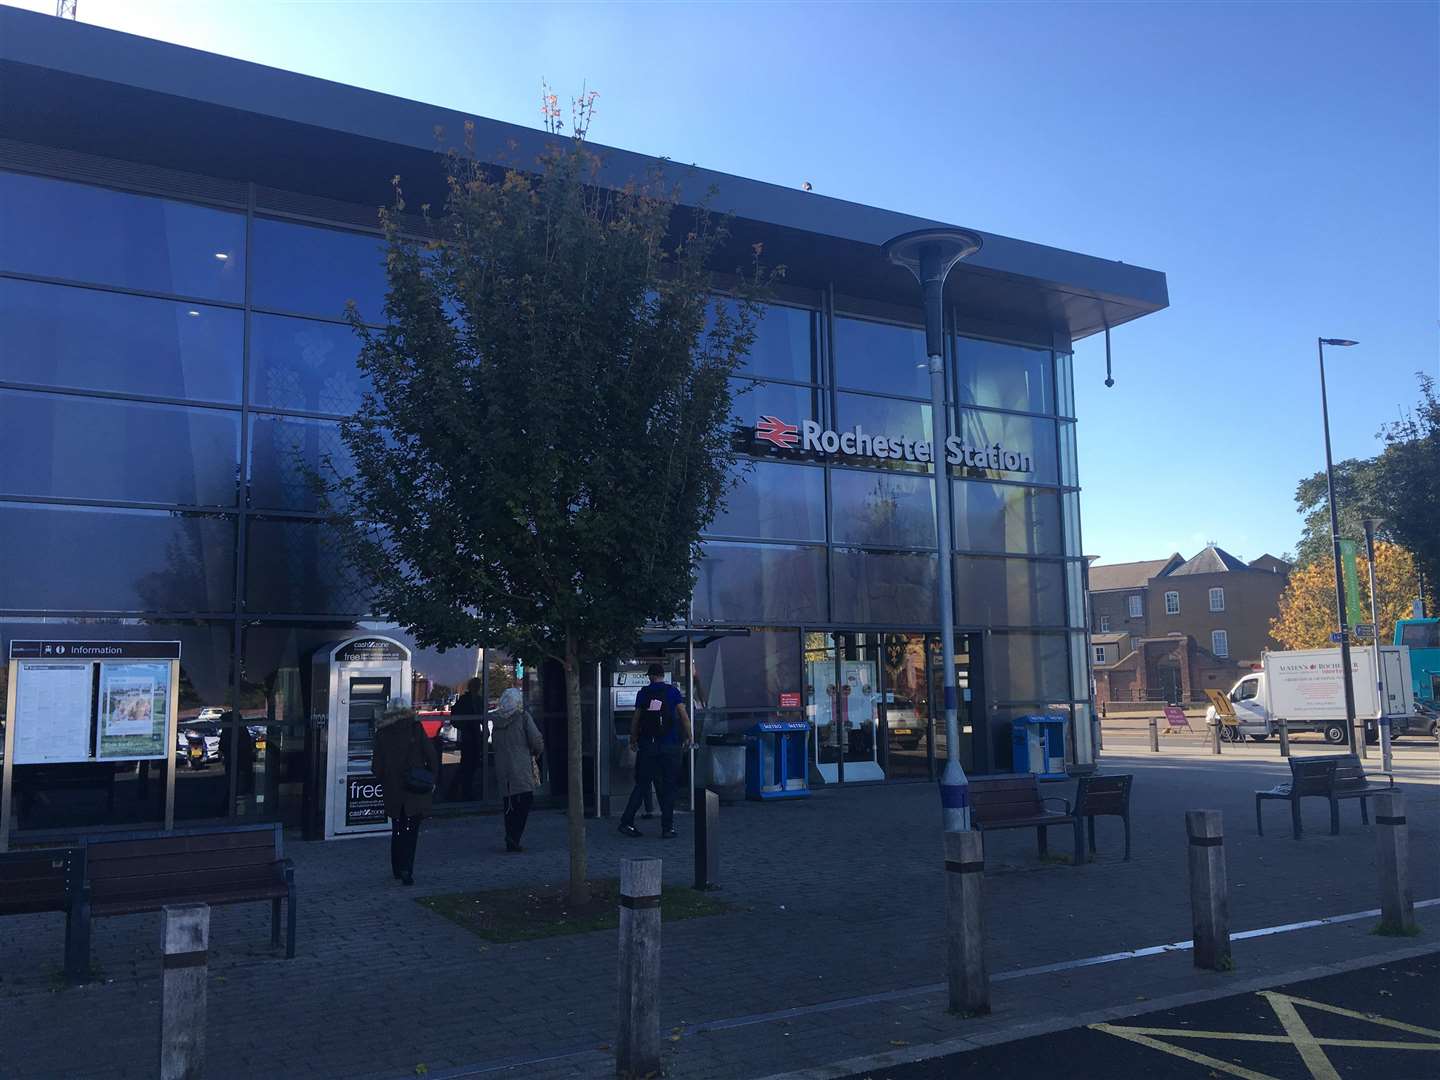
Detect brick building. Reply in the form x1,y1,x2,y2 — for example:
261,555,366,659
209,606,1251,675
1087,545,1290,705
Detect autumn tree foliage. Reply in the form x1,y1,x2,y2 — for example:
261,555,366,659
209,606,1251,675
1271,542,1417,650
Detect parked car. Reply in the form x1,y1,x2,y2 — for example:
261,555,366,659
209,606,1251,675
880,693,923,749
176,721,222,769
196,706,225,722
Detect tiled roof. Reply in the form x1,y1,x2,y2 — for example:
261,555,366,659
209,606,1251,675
1165,545,1251,576
1088,554,1183,592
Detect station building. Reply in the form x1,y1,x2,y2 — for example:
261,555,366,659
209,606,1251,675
0,7,1168,842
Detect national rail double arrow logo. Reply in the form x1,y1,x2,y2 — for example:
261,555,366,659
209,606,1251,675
755,415,801,449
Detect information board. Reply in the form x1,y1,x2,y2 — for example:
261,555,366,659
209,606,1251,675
95,661,171,760
12,661,93,764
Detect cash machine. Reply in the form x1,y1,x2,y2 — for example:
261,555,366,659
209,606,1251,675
308,636,412,839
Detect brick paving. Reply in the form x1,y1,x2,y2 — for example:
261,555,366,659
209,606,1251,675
1,741,1435,1079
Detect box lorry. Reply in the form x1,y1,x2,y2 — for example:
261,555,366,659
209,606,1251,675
1206,646,1419,745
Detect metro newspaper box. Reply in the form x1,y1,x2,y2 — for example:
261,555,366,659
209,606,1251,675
745,720,810,800
1011,715,1068,780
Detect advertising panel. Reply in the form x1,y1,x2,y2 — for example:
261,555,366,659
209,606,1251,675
12,661,93,764
95,661,171,760
345,775,387,826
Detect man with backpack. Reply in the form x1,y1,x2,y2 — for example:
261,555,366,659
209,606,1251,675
618,663,691,839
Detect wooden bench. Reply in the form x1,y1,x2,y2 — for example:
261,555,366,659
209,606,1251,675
970,775,1082,865
1074,774,1133,861
78,823,295,968
1255,757,1338,838
0,847,89,983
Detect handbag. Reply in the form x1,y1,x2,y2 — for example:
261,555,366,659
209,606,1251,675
402,724,436,795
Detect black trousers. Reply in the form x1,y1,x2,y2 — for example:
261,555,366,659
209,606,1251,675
622,746,682,830
390,810,422,876
503,790,534,848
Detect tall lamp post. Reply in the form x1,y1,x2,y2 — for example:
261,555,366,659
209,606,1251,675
1363,518,1391,772
1318,336,1361,753
884,228,982,831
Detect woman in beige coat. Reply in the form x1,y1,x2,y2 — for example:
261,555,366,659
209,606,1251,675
491,688,544,852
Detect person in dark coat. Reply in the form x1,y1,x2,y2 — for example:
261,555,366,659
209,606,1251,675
451,677,487,801
490,687,545,852
371,706,438,885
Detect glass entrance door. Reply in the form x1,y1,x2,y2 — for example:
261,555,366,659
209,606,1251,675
805,632,884,783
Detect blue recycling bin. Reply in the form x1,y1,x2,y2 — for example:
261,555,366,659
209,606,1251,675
1011,715,1068,780
745,721,811,800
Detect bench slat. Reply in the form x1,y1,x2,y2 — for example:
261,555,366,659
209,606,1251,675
87,832,275,862
87,846,279,879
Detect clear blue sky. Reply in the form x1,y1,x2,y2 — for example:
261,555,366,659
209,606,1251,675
13,0,1437,565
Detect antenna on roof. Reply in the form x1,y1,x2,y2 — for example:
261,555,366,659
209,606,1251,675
56,1,77,18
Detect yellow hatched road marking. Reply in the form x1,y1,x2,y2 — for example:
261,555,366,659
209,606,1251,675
1090,1025,1282,1080
1262,993,1340,1080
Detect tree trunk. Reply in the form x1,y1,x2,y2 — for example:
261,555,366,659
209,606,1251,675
563,635,590,906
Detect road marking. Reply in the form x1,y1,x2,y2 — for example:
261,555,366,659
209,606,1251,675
1091,990,1440,1079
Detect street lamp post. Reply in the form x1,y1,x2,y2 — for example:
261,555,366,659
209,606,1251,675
1318,336,1361,753
1363,517,1391,772
884,228,982,831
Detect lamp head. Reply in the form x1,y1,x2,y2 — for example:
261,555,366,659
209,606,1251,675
1320,338,1358,347
883,228,983,357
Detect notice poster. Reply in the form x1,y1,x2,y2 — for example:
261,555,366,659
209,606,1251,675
345,775,387,826
96,661,171,760
13,661,94,764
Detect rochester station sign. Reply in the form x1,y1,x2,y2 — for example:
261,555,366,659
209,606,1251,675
754,416,1034,475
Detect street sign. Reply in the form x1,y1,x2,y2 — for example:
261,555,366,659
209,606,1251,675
1329,631,1348,644
1355,624,1375,639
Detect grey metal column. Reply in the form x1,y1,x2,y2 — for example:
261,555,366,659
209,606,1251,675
1317,337,1360,752
1364,518,1391,772
884,229,982,831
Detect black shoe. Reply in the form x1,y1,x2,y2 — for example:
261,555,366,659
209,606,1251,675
661,827,677,839
618,824,642,838
401,872,414,886
505,839,523,853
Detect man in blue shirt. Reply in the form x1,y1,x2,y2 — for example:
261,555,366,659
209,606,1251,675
618,663,691,839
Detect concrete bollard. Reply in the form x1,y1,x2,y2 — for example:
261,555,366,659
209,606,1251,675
1185,811,1231,971
1149,716,1160,753
617,857,662,1078
943,829,990,1015
1374,792,1416,935
1210,720,1223,755
1278,719,1290,758
159,904,209,1080
693,787,719,891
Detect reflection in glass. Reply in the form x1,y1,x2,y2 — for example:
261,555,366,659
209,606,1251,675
955,338,1054,414
730,377,820,449
987,632,1070,703
691,629,800,721
711,300,816,382
953,409,1058,485
692,541,826,623
954,556,1065,627
0,172,244,301
830,469,936,548
832,549,938,624
0,278,243,403
951,481,1062,555
708,460,825,542
0,503,235,612
248,413,354,512
250,218,389,323
0,390,240,507
249,314,370,415
834,392,934,469
834,316,928,397
245,518,370,615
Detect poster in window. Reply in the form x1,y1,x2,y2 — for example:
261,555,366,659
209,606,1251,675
13,661,94,764
95,660,172,759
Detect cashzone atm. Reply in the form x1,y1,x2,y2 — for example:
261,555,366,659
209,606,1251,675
309,636,412,840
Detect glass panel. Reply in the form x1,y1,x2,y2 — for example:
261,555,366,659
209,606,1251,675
955,338,1054,414
1066,560,1087,628
951,480,1062,555
691,629,801,736
878,633,936,780
1062,491,1083,557
834,392,934,470
712,300,816,382
691,541,826,623
1059,421,1079,486
830,468,936,548
953,409,1058,484
1055,350,1075,417
731,377,821,457
804,633,840,775
832,549,938,624
987,632,1070,703
833,316,928,397
249,314,370,415
250,218,389,323
0,172,244,301
1072,701,1094,768
954,557,1066,627
707,460,825,542
0,278,243,403
1070,632,1089,702
248,413,354,512
0,504,235,612
245,518,370,615
0,390,240,507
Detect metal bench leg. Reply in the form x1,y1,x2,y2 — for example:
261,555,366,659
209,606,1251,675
64,901,90,984
1291,797,1302,840
1087,816,1097,854
1255,795,1264,837
1122,814,1131,861
1037,825,1048,858
271,897,281,948
1359,797,1369,826
286,884,297,959
1330,798,1340,835
1073,819,1085,865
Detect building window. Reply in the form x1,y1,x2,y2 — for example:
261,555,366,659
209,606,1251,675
954,337,1055,414
1092,645,1107,664
1099,614,1111,632
1209,587,1225,612
1128,594,1143,619
833,316,929,398
1165,591,1180,615
1211,629,1229,658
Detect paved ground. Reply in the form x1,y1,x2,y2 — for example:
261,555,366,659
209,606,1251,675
0,737,1435,1079
841,952,1440,1079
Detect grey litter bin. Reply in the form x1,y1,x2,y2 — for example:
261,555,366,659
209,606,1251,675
702,733,747,803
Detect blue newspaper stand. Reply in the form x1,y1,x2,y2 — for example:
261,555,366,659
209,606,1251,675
1011,715,1068,780
745,721,811,800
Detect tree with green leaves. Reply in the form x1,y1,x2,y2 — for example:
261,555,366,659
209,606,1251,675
1289,457,1384,568
328,95,768,904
